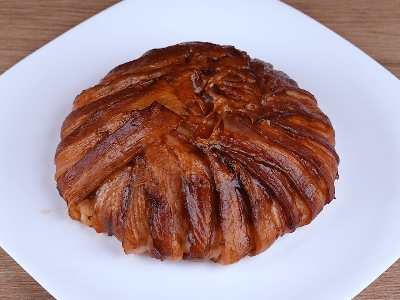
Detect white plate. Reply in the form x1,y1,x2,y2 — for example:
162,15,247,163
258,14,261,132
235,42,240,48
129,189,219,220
1,0,400,299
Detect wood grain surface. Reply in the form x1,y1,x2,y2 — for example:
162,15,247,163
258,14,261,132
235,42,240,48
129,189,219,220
0,0,399,299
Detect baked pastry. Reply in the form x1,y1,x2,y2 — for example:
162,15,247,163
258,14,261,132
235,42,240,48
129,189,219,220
55,42,339,265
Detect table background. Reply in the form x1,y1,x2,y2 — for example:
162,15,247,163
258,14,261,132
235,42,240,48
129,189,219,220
0,0,399,299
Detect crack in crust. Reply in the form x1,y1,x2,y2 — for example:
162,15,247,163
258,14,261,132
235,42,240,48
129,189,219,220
55,42,339,265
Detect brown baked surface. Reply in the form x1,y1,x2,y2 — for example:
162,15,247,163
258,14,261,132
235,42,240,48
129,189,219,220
54,42,339,265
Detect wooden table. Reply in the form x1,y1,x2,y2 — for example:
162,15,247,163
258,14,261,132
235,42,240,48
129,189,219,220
0,1,399,299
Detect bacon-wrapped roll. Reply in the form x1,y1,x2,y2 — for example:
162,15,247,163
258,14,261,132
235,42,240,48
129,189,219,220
55,42,339,265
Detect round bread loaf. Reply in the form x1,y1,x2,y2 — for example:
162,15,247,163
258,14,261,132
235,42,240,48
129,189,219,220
55,42,339,265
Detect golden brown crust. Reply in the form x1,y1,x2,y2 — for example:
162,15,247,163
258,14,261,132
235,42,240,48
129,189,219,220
55,42,339,265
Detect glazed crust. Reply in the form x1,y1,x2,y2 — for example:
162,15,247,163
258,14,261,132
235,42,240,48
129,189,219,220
55,42,339,265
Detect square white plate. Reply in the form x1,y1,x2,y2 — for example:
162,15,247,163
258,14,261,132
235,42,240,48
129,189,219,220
1,1,400,299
